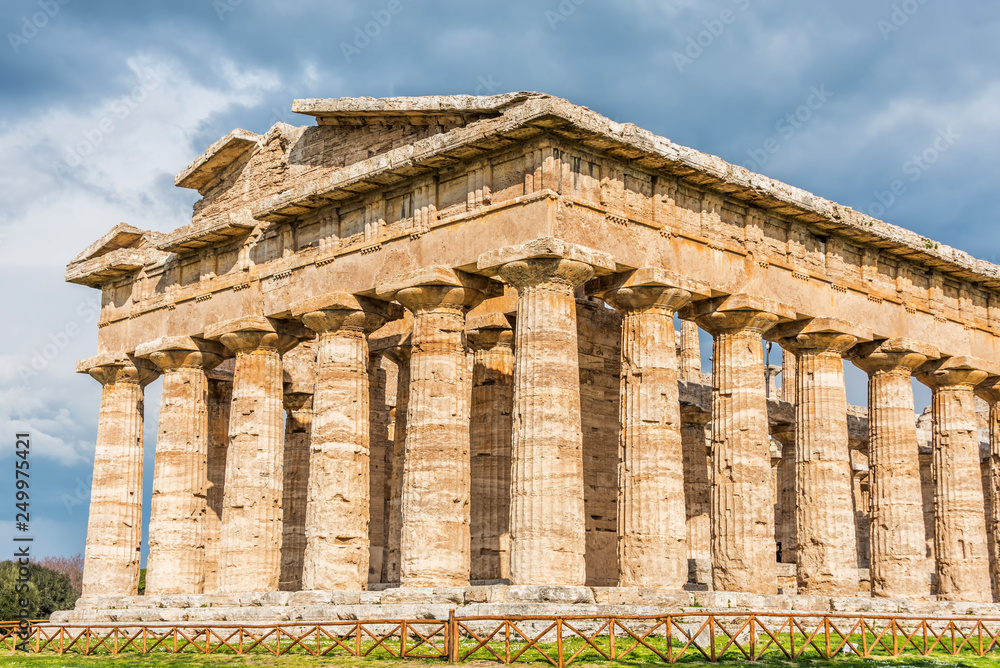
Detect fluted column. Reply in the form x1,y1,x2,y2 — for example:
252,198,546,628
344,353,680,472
367,354,392,584
679,319,702,383
78,354,157,598
377,267,488,587
382,345,411,583
601,277,693,588
850,339,933,599
467,316,515,581
688,295,794,594
138,337,224,595
681,405,712,561
977,378,1000,601
206,316,303,593
770,424,796,564
917,359,992,601
773,320,864,596
782,350,797,403
279,391,313,591
203,373,232,594
292,294,395,591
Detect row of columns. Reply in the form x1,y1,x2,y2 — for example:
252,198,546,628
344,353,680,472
79,240,1000,602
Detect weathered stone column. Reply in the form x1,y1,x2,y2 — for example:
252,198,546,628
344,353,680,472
279,389,313,591
206,316,304,593
78,354,157,598
367,353,392,584
137,337,224,596
377,267,489,587
478,239,615,586
382,344,411,583
467,313,515,582
681,405,712,561
917,357,992,602
595,268,704,588
679,319,702,383
203,370,232,594
686,294,794,594
977,376,1000,602
849,338,934,599
782,350,797,403
771,318,867,596
770,424,796,564
291,293,397,591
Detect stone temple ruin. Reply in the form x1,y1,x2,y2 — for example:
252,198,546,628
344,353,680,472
61,93,1000,622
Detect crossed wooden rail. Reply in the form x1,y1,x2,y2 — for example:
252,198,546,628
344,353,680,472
4,612,1000,662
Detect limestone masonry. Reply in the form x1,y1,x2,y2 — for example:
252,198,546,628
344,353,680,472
64,92,1000,620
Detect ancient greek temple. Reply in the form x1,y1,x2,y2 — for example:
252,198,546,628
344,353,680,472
66,93,1000,610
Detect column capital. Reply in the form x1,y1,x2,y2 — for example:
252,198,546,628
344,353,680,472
680,403,711,426
204,315,308,355
683,294,795,336
768,317,872,355
77,352,158,387
848,337,939,375
376,266,496,313
291,292,402,335
589,267,710,314
282,390,314,415
134,336,227,373
770,422,795,448
975,376,1000,404
916,356,992,389
476,237,616,283
466,312,514,351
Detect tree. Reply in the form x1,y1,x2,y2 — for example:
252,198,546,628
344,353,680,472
0,561,79,620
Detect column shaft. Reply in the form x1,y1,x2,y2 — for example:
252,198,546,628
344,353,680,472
679,319,702,383
469,330,514,581
80,360,153,598
987,395,1000,601
279,393,312,591
218,333,287,593
772,427,797,564
368,355,392,584
203,378,231,594
786,336,859,595
382,347,410,583
695,309,779,594
681,408,712,562
145,356,216,595
502,259,592,585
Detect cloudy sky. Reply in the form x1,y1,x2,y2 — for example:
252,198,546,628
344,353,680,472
1,0,997,560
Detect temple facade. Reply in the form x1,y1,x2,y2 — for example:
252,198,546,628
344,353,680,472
66,93,1000,605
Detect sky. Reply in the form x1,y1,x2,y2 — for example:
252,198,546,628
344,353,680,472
1,0,997,560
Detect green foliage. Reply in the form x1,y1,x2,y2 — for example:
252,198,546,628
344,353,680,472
0,560,79,620
138,567,146,595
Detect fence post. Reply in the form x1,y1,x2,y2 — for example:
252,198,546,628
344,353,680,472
557,618,564,668
447,609,459,662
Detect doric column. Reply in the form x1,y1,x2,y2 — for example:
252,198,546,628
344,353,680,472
771,318,867,596
977,376,1000,602
686,294,795,594
849,338,934,599
291,293,397,591
78,354,157,598
679,319,702,383
203,369,232,594
782,350,797,403
205,316,305,593
382,344,411,583
467,313,515,582
367,353,392,584
681,405,712,561
595,268,705,588
770,424,796,564
478,239,615,585
916,357,992,602
279,389,313,591
136,337,225,596
377,267,490,587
